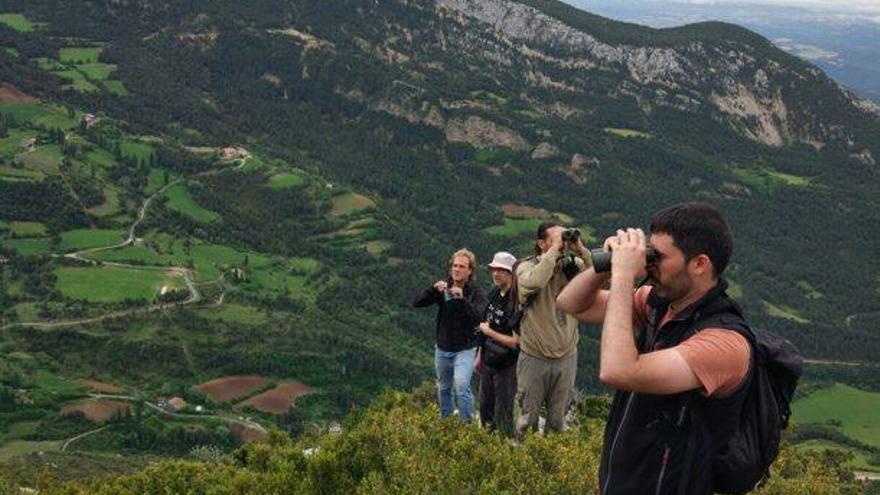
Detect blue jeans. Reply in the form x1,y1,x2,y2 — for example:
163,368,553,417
434,346,476,422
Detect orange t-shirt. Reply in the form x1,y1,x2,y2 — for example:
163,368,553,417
633,286,751,397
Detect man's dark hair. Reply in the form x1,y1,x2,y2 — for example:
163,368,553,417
535,222,558,256
650,202,733,277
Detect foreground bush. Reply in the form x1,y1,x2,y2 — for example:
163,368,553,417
32,387,865,494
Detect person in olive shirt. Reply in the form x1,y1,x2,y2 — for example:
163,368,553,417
414,248,487,422
515,223,590,438
475,251,521,436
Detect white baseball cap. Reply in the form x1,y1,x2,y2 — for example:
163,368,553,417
487,252,516,272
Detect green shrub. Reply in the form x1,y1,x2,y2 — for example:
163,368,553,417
40,388,865,494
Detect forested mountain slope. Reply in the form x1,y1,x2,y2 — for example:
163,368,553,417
1,0,880,484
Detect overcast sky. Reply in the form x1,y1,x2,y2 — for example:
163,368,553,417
580,0,880,14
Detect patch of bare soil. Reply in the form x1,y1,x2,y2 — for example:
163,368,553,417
0,83,36,103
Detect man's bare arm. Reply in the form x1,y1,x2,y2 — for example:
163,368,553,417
556,267,610,323
599,228,701,395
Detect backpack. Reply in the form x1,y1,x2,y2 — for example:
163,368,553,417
707,327,803,494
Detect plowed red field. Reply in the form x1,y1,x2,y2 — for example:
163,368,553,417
241,381,310,414
196,375,267,402
61,399,130,422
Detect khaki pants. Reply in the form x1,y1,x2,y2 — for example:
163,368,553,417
515,350,577,438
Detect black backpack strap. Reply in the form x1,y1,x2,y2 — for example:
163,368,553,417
676,392,702,495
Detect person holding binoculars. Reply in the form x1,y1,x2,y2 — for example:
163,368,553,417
413,248,488,422
514,222,591,438
556,202,751,495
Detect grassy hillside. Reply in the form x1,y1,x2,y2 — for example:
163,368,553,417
793,383,880,448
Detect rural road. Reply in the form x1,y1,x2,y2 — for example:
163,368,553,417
0,182,225,332
803,359,878,367
86,393,267,434
61,425,111,452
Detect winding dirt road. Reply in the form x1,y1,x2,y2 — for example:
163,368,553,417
0,181,224,331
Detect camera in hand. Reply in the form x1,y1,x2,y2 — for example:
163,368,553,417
562,228,581,243
590,247,659,273
443,289,463,302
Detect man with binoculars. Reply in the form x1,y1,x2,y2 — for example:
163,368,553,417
557,202,751,495
514,222,591,438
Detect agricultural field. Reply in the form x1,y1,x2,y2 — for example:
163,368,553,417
86,185,121,217
7,221,47,237
604,127,651,138
85,238,278,283
0,128,36,154
15,145,62,173
732,166,813,191
330,192,375,217
485,217,543,237
119,140,153,161
76,379,123,394
793,383,880,448
145,168,174,194
193,304,270,325
35,57,64,71
58,47,103,64
76,63,115,80
197,376,268,403
54,266,183,303
61,399,130,423
166,184,221,223
239,381,310,414
244,270,308,297
0,421,39,443
33,370,87,399
2,237,52,255
0,13,35,32
0,441,62,461
267,172,306,189
59,229,125,251
0,102,79,130
0,166,42,180
88,245,164,265
101,80,129,96
54,70,99,92
762,300,810,324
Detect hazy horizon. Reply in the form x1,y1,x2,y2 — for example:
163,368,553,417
566,0,880,15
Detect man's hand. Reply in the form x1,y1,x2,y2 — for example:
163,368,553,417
548,227,565,254
607,228,647,278
434,280,448,293
448,286,464,298
570,236,589,257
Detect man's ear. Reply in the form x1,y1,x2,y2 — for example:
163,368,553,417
690,254,712,275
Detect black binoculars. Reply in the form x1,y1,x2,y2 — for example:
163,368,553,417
562,228,581,243
591,247,659,273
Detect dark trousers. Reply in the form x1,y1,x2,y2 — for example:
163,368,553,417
479,362,517,436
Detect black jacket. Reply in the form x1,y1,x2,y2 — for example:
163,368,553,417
413,278,487,352
599,280,753,495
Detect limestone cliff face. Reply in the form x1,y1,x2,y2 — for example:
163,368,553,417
431,0,875,148
445,116,530,150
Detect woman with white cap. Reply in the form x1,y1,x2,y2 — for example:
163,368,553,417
476,251,522,436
